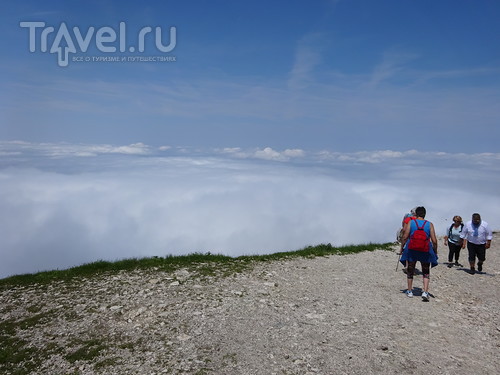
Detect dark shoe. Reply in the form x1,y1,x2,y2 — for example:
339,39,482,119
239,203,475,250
478,263,483,272
455,261,462,267
447,263,453,268
469,268,476,275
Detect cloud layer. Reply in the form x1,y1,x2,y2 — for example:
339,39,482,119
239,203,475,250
1,141,499,278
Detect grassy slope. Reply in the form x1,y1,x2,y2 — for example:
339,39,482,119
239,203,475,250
0,242,394,288
0,242,395,374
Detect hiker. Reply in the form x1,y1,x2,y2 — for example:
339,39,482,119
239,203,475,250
402,207,417,227
397,208,417,273
444,216,464,268
399,206,438,301
397,207,416,243
460,213,493,274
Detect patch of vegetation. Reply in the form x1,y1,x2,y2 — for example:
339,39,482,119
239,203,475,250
0,317,61,375
0,242,394,288
65,338,108,364
222,352,238,365
118,341,135,351
17,311,55,330
26,305,43,314
240,242,393,262
0,333,37,374
194,368,213,375
63,310,80,321
94,356,119,370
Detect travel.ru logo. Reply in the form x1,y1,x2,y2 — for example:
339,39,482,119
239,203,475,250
20,21,177,67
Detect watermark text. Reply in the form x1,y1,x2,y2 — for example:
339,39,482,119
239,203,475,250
20,21,177,67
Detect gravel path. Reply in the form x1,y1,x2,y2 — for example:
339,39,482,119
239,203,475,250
1,238,499,374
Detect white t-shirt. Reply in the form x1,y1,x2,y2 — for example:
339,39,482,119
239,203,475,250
446,225,463,245
460,221,493,245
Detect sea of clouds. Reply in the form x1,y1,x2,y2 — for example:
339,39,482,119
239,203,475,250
1,141,499,278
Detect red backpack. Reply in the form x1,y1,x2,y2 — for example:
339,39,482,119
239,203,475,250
408,219,430,252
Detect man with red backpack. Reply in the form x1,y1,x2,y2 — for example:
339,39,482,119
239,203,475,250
399,206,438,301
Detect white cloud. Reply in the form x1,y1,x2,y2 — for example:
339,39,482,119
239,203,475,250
288,33,325,91
251,147,306,161
214,147,305,162
112,143,151,155
0,141,152,158
1,142,499,278
283,149,305,158
254,147,287,161
367,50,420,89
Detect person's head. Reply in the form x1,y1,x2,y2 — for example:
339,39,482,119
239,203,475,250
453,215,463,225
415,206,426,218
472,213,481,225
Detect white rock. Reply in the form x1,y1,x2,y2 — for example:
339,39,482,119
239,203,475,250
177,334,191,341
305,313,325,320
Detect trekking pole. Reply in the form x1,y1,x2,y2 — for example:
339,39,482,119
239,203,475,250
396,251,401,272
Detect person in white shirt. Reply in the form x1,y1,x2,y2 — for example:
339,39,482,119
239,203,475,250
460,213,493,274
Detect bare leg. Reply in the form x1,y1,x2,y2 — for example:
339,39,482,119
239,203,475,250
406,261,416,295
423,277,429,292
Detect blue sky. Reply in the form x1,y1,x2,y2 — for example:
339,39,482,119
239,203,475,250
1,1,500,277
1,0,499,151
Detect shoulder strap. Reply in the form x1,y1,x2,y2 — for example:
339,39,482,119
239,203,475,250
411,218,417,229
449,223,464,235
414,219,427,230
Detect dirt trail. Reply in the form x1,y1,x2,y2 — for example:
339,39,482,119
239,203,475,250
1,238,499,374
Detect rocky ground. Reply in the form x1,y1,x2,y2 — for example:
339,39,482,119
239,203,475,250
1,237,499,375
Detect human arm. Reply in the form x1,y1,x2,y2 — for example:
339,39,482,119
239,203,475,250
485,225,493,249
399,223,411,254
460,225,468,249
444,224,451,245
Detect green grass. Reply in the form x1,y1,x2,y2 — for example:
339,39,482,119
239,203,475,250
0,242,394,374
65,338,108,364
0,334,38,375
0,242,394,288
0,318,61,375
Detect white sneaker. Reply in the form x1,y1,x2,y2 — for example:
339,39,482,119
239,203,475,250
406,290,413,298
422,291,429,301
